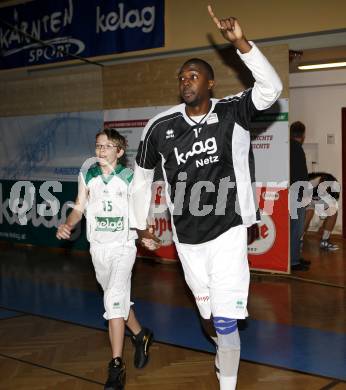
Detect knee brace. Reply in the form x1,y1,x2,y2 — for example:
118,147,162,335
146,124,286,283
213,317,240,377
213,317,238,335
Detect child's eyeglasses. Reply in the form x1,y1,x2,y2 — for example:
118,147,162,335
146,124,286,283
95,144,119,151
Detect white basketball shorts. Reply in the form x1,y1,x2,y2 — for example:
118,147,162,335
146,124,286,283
90,242,136,320
175,225,250,320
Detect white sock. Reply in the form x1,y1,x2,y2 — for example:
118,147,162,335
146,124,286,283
220,375,237,390
322,230,331,240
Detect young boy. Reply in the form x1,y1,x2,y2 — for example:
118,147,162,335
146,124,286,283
56,128,153,390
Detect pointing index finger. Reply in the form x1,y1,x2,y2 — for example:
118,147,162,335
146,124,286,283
208,5,221,28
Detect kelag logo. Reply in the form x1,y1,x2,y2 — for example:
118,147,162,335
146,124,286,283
174,137,218,166
95,216,124,232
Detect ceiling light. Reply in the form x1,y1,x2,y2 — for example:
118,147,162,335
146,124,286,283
298,61,346,70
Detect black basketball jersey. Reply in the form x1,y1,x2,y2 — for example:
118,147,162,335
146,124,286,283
130,43,282,244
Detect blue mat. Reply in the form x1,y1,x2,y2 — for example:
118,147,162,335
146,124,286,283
1,276,345,380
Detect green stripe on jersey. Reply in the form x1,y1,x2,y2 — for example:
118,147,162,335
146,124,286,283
84,164,133,186
117,165,133,185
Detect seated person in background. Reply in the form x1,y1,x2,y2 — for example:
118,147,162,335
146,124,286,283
303,172,340,251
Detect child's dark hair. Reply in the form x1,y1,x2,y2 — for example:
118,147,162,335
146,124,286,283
96,128,127,150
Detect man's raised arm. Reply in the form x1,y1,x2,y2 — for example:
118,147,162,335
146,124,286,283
208,5,283,110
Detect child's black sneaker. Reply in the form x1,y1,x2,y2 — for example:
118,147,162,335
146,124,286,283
104,357,125,390
131,327,153,368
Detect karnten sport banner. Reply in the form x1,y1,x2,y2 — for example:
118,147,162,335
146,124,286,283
0,0,164,69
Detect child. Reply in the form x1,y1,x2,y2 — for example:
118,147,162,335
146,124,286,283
57,128,154,390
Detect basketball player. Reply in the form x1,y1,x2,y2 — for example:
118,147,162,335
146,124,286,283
129,6,282,390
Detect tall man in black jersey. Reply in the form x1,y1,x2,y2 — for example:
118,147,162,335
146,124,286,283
130,5,282,389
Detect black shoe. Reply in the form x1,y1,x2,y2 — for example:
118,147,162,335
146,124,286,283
291,263,309,271
131,327,153,369
299,258,311,265
104,357,125,390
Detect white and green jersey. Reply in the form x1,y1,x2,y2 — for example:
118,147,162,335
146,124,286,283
81,164,137,245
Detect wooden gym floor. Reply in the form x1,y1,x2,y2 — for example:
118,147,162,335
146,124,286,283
0,232,345,389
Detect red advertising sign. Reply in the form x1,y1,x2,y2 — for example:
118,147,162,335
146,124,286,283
248,187,289,273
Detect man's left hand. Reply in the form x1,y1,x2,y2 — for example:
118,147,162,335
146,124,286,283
207,5,251,53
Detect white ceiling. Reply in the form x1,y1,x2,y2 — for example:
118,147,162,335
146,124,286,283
256,29,346,51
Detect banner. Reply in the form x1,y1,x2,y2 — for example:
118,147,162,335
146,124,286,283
248,187,289,273
0,0,164,69
0,111,103,250
0,111,103,181
248,99,290,273
0,179,88,250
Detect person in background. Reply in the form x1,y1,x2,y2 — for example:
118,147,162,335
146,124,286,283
290,121,310,270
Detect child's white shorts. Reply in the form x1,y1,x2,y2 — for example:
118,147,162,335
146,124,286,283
175,225,250,320
90,242,136,321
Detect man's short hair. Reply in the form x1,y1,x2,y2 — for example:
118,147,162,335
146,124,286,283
180,58,215,80
290,121,306,138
